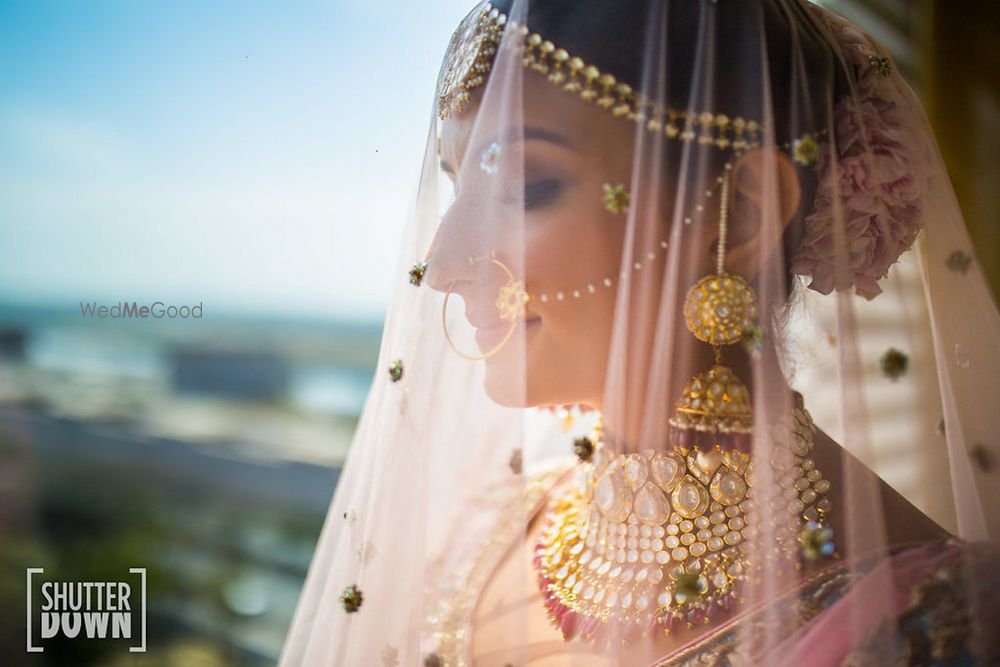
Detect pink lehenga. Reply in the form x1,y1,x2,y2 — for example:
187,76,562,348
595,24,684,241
280,1,1000,665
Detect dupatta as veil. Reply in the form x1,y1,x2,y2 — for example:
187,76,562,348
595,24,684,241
281,1,1000,664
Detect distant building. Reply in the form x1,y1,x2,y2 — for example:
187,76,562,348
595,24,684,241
169,346,290,401
0,327,28,361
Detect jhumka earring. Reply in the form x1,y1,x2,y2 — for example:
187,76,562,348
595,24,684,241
441,252,530,360
670,167,756,451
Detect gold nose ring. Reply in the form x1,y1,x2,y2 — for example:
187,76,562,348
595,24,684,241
442,254,530,360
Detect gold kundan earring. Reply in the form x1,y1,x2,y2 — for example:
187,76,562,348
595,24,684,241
670,167,756,449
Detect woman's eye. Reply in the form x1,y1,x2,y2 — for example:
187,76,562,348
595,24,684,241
523,179,562,209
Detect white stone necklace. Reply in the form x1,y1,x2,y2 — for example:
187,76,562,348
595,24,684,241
533,403,835,641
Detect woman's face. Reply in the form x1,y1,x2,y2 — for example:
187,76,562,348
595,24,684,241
425,73,638,409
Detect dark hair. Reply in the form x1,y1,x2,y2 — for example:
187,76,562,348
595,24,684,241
488,0,845,144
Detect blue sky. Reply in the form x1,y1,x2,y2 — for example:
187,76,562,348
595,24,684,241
0,0,475,320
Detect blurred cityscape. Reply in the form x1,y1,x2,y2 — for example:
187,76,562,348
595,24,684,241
0,302,381,666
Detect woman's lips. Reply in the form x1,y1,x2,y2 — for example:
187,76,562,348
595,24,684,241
474,315,541,352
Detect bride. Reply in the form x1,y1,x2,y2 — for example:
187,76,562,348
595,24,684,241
281,1,1000,665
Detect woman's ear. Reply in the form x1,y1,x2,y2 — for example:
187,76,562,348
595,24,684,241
721,146,801,280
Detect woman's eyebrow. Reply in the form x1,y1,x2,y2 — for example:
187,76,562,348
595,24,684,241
520,126,575,149
483,125,576,155
439,125,575,175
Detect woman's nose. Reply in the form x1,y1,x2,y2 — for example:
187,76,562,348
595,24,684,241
423,191,505,294
422,210,473,294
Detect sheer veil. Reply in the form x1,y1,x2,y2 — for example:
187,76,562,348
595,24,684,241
281,1,1000,664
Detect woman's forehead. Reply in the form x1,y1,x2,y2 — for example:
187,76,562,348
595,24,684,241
438,72,627,169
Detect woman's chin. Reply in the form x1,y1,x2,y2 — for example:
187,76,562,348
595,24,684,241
482,359,529,407
478,321,535,407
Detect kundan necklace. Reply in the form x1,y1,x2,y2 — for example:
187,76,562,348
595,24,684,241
532,392,835,641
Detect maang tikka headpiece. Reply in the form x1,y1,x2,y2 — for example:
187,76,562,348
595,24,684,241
436,2,762,152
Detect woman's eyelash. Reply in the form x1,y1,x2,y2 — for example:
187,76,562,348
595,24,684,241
523,179,562,208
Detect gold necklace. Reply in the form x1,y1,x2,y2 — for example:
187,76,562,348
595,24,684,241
533,399,834,641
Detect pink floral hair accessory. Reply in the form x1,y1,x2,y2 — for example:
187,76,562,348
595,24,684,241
790,9,927,300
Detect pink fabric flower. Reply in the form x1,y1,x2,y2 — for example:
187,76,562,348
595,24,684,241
790,13,925,300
